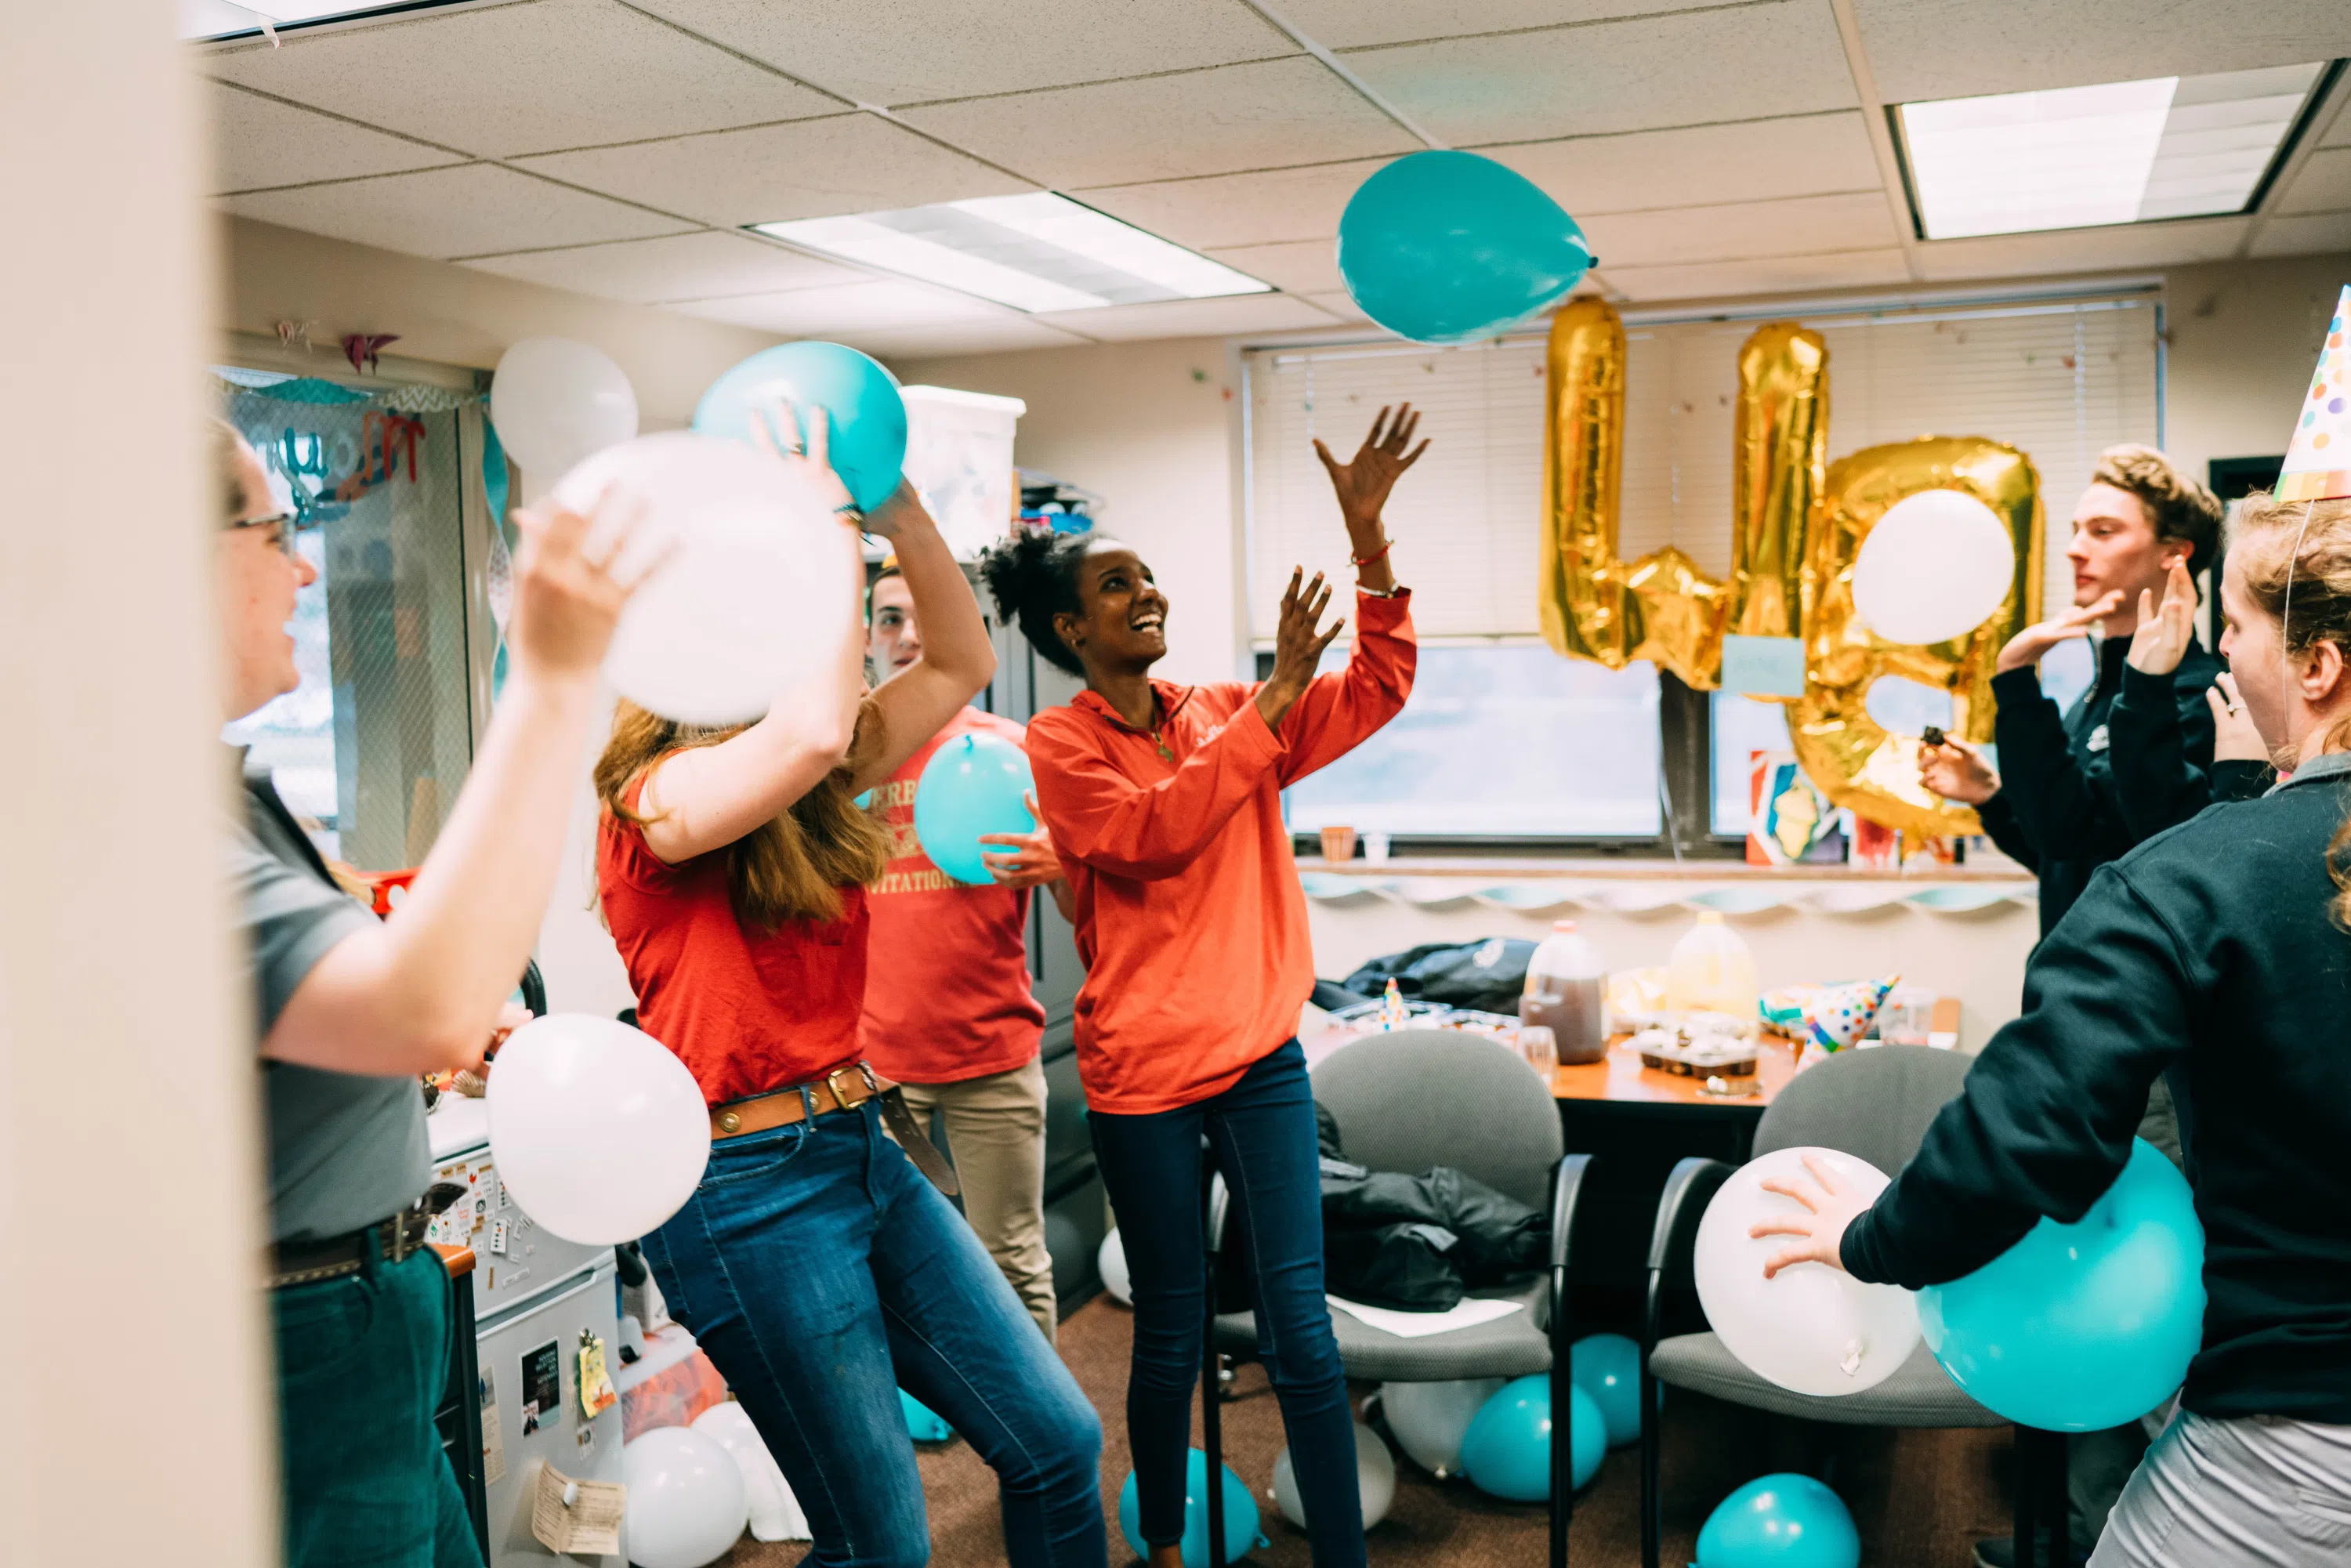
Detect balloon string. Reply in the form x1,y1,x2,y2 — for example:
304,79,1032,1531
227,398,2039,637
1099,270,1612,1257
2283,498,2316,759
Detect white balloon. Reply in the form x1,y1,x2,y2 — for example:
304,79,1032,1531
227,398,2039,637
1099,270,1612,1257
1379,1378,1505,1478
491,337,639,478
690,1401,806,1544
1098,1229,1131,1305
620,1425,748,1568
487,1014,710,1245
1272,1425,1396,1530
1851,488,2016,647
1693,1146,1921,1396
552,431,861,726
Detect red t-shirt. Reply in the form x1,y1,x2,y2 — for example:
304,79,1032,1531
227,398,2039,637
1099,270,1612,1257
858,708,1047,1085
597,774,869,1107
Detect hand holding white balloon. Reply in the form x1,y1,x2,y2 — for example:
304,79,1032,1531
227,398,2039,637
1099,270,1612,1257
1693,1146,1919,1396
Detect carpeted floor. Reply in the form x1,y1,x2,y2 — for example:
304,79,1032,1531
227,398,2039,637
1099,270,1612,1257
716,1295,2016,1566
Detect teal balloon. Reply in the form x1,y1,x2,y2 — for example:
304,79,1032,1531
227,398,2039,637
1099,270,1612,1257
1116,1450,1262,1567
1570,1332,1656,1448
1696,1474,1859,1568
1918,1139,2204,1432
1336,150,1592,344
694,341,907,512
1459,1375,1603,1502
899,1389,951,1442
913,733,1035,885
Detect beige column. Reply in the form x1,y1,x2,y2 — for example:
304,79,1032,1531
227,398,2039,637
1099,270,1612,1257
0,5,276,1565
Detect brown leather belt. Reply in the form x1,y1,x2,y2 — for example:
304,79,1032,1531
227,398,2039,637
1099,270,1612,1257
711,1062,960,1196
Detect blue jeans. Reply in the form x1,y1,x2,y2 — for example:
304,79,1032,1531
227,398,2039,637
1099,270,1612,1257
639,1098,1105,1568
1090,1040,1364,1567
273,1244,481,1568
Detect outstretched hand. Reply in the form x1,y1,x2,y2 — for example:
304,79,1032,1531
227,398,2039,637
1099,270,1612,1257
1997,590,2124,675
1255,567,1346,733
1750,1153,1873,1279
1313,403,1429,528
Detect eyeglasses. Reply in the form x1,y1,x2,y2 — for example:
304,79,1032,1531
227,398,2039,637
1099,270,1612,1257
226,511,314,559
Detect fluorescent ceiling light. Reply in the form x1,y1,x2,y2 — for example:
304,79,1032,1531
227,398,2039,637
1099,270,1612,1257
180,1,468,42
1896,62,2328,240
754,195,1272,314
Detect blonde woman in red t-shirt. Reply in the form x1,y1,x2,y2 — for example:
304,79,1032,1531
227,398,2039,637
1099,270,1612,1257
982,408,1425,1568
592,411,1104,1568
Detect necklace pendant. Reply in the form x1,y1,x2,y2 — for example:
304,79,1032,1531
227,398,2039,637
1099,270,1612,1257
1157,744,1176,762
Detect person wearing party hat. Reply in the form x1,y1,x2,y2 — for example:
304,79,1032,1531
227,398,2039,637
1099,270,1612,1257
1756,322,2351,1568
981,407,1425,1568
857,555,1074,1342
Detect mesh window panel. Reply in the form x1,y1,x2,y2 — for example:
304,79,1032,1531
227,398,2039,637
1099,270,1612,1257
222,386,477,871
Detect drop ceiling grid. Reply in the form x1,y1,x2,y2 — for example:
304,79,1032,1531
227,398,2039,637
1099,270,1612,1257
198,0,2351,353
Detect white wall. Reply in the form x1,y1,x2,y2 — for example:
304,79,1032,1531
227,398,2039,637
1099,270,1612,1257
2162,252,2349,478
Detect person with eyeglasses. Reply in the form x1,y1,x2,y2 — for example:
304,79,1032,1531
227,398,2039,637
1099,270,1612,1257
213,418,650,1567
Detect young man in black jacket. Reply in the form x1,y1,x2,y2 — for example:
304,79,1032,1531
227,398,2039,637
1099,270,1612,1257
1759,491,2351,1567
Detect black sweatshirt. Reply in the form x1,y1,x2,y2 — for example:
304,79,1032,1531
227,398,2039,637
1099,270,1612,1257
1978,639,2230,936
1843,753,2351,1424
2106,663,2273,841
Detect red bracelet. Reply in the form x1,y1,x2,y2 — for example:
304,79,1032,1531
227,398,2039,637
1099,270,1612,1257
1350,538,1394,568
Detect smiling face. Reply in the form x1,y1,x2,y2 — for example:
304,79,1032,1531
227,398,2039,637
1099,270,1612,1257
1052,539,1168,678
215,433,317,722
868,571,920,677
2066,481,2184,621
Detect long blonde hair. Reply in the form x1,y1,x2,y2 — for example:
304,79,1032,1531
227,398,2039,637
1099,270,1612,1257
593,697,889,927
2229,492,2351,922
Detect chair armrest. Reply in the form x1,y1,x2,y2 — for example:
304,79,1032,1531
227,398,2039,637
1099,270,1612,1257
1549,1153,1592,1273
1646,1157,1735,1281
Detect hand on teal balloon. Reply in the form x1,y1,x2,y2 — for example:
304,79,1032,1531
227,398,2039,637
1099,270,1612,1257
977,791,1062,889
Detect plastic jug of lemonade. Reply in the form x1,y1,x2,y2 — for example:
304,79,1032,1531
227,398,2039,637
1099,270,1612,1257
1665,910,1759,1019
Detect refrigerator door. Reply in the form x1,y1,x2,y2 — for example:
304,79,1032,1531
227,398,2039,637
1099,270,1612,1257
425,1102,613,1320
476,1258,627,1567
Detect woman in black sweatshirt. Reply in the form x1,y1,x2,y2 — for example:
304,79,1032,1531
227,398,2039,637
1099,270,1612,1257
1759,490,2351,1566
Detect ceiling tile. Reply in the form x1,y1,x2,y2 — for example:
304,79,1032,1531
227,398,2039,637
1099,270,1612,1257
1203,241,1343,295
458,231,868,302
1600,248,1911,302
854,319,1099,359
1074,159,1392,249
1271,0,1729,51
2249,212,2351,258
2280,148,2351,215
674,279,1013,334
206,81,460,194
1302,289,1371,322
1029,293,1342,342
897,56,1420,190
221,164,689,260
2324,92,2351,150
1581,191,1902,269
1908,218,2254,282
1341,2,1858,147
516,114,1034,227
1853,0,2351,104
205,0,839,159
631,0,1292,107
1484,113,1884,217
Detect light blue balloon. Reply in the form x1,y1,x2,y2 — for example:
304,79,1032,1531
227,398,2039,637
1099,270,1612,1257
1336,150,1593,344
1919,1139,2204,1432
693,341,907,512
1696,1474,1860,1568
913,733,1035,885
1116,1450,1262,1567
1459,1375,1603,1502
1570,1332,1658,1448
900,1389,951,1442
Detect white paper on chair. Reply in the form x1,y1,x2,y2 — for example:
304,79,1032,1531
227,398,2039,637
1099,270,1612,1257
1328,1295,1523,1338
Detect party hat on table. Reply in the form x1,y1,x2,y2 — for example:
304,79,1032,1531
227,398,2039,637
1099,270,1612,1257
2281,285,2351,503
1806,973,1898,1052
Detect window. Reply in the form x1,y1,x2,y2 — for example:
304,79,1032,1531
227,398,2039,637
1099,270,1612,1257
218,368,493,868
1242,292,2161,849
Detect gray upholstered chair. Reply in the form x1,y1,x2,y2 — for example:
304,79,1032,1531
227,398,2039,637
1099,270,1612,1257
1199,1028,1594,1568
1637,1045,2068,1568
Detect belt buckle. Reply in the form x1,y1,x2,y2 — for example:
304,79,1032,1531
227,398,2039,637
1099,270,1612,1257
382,1208,423,1266
824,1064,862,1110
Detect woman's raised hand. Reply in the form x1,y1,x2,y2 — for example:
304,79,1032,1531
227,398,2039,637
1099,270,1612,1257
1313,403,1429,528
1254,567,1346,732
2126,560,2200,676
2208,672,2269,762
505,484,657,685
748,398,859,521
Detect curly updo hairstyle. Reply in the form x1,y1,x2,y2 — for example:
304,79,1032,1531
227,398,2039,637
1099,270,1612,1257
979,527,1097,675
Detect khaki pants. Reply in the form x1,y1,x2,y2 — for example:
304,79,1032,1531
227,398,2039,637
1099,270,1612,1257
892,1057,1058,1342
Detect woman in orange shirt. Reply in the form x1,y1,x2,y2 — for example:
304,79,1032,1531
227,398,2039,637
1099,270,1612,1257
982,407,1425,1568
595,411,1103,1568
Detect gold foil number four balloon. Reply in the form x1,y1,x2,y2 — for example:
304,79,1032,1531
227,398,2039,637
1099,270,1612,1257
1538,298,2042,837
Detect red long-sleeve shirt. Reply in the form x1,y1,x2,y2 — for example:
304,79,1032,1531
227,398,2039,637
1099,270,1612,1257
1027,588,1415,1114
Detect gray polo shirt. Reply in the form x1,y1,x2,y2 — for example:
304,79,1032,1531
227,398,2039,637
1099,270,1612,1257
230,750,429,1244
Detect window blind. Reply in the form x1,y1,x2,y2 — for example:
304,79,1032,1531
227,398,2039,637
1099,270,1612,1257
1244,295,2161,640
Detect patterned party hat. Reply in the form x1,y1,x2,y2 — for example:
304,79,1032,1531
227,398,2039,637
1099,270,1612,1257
2280,285,2351,503
1806,973,1898,1052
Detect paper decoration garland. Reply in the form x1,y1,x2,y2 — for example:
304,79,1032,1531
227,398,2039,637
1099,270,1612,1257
2281,284,2351,504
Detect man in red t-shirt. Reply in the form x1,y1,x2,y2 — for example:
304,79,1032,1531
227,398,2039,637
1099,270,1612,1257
860,565,1074,1340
